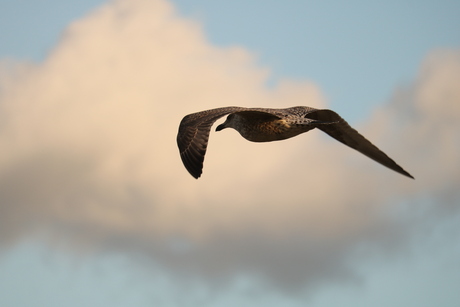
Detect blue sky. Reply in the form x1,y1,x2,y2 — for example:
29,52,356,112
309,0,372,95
3,0,459,120
1,0,460,306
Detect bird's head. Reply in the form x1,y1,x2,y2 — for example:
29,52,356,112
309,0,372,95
215,114,235,131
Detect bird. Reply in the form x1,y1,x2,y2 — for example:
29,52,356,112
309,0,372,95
176,106,414,179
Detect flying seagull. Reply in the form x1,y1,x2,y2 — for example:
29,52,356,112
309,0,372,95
177,106,414,179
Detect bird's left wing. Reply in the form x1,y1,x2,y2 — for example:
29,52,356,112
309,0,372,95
177,107,245,179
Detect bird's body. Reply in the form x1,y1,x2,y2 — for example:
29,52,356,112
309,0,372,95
216,107,319,142
177,106,413,179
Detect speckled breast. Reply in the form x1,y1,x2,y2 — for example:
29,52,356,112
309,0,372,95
235,118,311,142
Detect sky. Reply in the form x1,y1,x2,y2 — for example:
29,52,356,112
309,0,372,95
0,0,459,306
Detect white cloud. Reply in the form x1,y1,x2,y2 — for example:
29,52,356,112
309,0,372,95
0,0,459,293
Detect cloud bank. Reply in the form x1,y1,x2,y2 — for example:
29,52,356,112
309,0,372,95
1,0,459,293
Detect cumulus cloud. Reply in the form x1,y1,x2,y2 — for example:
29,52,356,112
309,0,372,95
0,0,459,293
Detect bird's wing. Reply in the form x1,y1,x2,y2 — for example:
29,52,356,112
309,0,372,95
232,110,283,121
305,109,414,178
177,107,245,178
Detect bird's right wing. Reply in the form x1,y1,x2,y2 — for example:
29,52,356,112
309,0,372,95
306,109,414,178
177,107,245,179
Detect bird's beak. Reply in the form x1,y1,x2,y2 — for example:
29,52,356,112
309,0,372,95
215,123,226,131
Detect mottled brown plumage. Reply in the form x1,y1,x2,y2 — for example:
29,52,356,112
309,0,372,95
177,106,413,179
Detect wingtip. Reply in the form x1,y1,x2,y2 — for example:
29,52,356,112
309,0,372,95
188,169,202,179
400,169,414,179
183,169,200,179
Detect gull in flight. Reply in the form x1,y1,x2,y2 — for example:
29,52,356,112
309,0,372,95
176,106,414,179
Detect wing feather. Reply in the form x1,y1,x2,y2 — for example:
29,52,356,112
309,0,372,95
177,107,245,178
307,109,414,178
